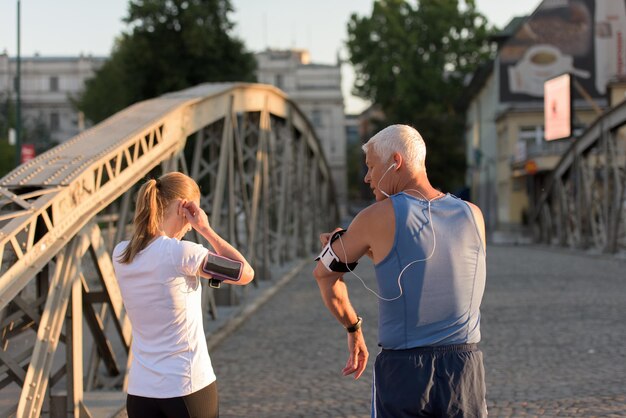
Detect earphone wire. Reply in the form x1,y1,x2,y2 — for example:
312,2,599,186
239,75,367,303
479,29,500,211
337,185,440,302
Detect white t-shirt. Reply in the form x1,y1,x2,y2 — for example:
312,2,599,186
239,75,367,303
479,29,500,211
112,236,215,398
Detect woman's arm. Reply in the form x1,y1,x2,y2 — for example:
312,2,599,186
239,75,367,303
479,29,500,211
183,201,255,285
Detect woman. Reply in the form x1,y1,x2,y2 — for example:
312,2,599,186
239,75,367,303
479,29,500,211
112,172,254,418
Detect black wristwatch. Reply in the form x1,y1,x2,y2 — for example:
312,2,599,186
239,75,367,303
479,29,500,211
346,316,362,333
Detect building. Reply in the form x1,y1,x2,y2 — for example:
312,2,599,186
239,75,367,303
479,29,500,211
255,49,348,215
344,113,362,209
0,53,106,145
345,113,359,146
463,0,618,242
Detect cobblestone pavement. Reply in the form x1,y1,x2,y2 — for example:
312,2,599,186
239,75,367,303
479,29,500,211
210,245,626,418
481,246,626,417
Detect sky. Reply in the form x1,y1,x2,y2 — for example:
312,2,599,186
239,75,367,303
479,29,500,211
0,0,542,113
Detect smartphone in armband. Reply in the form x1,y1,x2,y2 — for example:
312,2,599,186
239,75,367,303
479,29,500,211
202,252,243,288
314,229,358,273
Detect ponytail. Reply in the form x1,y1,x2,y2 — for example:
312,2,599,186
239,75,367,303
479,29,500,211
118,179,163,263
118,172,201,264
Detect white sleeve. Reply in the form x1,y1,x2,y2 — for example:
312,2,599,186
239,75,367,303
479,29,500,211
170,240,209,277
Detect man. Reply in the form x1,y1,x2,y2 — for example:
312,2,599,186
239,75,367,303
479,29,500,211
313,124,487,417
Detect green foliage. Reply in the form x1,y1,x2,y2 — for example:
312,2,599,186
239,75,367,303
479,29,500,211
22,116,53,155
0,94,56,176
347,0,497,190
0,140,16,178
0,96,16,177
0,122,54,179
347,139,364,200
0,95,15,138
76,0,256,124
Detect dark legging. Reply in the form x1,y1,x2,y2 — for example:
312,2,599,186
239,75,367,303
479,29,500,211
126,381,218,418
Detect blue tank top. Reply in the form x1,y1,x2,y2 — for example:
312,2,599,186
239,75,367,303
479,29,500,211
374,192,486,349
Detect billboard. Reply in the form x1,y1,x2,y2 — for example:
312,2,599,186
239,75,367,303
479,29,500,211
499,0,626,102
544,73,572,141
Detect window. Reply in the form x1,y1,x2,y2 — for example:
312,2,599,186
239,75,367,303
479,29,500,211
50,76,59,92
518,126,544,157
275,74,283,89
311,109,322,128
50,112,60,131
519,126,543,144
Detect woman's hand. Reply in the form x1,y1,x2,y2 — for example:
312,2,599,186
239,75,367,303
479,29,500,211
181,201,211,232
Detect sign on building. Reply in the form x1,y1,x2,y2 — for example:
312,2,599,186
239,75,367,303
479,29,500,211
21,144,35,163
544,73,572,141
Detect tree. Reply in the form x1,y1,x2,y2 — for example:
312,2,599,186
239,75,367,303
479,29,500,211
0,95,16,177
0,95,14,140
0,140,15,178
76,0,256,124
22,115,52,155
347,0,496,190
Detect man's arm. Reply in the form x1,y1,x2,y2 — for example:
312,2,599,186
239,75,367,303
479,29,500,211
312,210,372,379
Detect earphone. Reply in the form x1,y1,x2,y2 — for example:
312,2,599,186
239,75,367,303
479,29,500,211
338,161,439,302
377,163,397,198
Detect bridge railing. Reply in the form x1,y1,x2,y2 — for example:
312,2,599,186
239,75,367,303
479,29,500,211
532,99,626,253
0,83,338,417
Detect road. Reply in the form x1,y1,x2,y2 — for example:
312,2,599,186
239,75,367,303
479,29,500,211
210,245,626,418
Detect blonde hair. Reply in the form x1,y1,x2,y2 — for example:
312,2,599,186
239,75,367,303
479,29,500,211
118,172,201,264
362,124,426,171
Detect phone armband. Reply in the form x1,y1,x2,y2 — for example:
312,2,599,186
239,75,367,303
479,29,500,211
201,252,243,284
314,229,358,273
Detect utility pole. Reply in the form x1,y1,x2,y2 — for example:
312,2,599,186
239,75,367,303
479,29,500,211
15,0,22,167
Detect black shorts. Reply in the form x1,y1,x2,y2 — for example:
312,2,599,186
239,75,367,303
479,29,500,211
372,344,486,418
126,381,218,418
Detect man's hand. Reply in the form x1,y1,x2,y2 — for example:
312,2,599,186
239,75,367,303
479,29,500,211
319,227,374,260
342,330,369,379
319,227,344,249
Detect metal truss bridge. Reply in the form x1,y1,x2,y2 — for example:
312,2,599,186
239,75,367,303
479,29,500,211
533,99,626,253
0,83,338,417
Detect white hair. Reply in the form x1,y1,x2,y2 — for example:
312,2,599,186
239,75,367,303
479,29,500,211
361,124,426,171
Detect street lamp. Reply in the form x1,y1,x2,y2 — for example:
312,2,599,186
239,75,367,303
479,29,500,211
15,0,22,167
